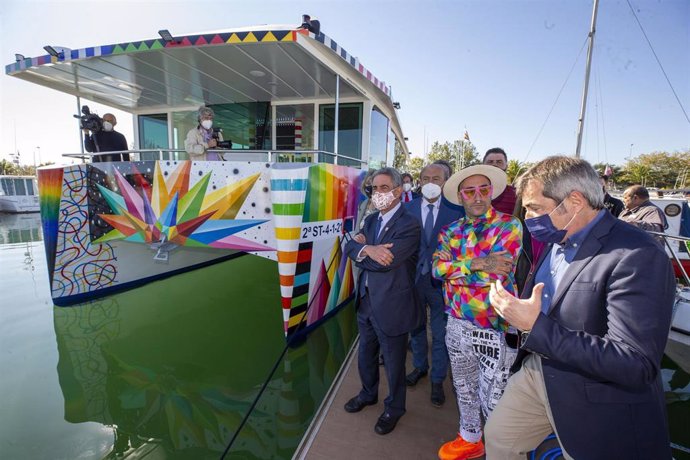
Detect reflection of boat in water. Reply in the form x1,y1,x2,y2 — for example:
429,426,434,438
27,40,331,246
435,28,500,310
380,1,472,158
6,24,407,341
53,271,356,458
0,211,42,244
0,175,39,213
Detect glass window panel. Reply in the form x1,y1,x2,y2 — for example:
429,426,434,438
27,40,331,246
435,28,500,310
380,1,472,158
138,114,169,161
0,178,13,195
26,179,34,195
319,103,363,167
14,178,26,195
369,108,389,170
275,104,315,150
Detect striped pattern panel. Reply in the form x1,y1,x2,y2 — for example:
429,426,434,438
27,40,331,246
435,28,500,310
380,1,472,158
270,166,310,333
37,167,64,287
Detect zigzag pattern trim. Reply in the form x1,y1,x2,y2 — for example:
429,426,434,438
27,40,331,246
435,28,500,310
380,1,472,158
6,29,390,99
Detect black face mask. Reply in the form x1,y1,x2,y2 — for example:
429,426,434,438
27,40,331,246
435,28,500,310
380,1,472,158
364,185,373,198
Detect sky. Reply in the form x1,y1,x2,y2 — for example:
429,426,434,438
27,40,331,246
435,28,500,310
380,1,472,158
1,0,689,168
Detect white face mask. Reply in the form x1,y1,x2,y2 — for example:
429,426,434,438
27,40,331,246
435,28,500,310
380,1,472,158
402,183,412,192
102,121,113,132
201,119,213,130
371,191,397,210
421,183,442,200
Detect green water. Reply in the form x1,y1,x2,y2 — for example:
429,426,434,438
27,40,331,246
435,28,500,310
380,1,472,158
0,212,688,459
0,213,357,459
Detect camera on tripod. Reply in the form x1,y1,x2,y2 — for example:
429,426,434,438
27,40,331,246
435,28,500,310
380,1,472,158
212,128,232,149
74,105,103,132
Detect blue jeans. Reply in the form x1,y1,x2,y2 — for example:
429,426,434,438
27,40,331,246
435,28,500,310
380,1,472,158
409,273,449,383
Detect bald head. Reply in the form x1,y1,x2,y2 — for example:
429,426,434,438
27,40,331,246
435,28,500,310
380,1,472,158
622,185,650,210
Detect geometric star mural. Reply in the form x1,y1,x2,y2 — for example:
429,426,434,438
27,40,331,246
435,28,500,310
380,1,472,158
93,162,272,251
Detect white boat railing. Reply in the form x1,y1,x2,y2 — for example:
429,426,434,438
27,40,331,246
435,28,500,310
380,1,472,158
649,231,690,286
62,149,368,166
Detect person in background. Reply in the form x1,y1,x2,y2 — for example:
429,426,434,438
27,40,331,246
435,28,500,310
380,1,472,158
83,113,129,162
344,167,422,436
401,173,418,203
486,156,675,459
599,174,624,217
619,185,668,233
405,164,465,407
185,105,223,161
483,147,517,214
433,165,522,460
357,171,377,231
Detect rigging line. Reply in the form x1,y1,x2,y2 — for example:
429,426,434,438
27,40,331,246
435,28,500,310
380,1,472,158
523,36,589,163
625,0,690,125
221,230,354,459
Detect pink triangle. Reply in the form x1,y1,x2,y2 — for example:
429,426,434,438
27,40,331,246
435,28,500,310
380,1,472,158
113,169,145,221
307,262,330,325
209,235,273,252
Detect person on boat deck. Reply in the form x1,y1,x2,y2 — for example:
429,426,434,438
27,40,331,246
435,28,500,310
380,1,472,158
485,156,675,459
432,165,522,460
83,113,129,162
401,173,418,203
344,167,422,436
184,105,223,161
599,174,624,217
483,147,517,214
405,163,464,408
619,184,668,233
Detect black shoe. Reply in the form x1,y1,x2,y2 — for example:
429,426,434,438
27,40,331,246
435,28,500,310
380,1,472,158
344,396,377,413
431,382,445,407
374,412,401,435
405,368,428,386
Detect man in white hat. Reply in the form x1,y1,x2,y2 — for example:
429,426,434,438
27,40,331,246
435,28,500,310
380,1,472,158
432,165,523,460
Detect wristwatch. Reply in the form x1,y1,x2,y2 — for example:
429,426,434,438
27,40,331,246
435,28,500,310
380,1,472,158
520,330,530,347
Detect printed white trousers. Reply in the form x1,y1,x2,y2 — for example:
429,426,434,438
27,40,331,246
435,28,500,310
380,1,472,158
446,316,517,443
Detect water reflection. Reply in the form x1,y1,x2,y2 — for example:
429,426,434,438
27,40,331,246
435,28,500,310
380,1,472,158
53,266,356,459
0,212,43,244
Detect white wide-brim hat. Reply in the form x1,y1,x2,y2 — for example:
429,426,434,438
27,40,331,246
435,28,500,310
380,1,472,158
442,165,508,205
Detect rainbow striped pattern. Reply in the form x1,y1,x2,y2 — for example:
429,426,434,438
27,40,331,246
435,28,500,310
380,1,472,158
37,167,64,286
271,164,365,336
433,207,523,332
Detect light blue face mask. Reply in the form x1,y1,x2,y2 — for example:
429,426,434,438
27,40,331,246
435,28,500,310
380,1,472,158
524,201,576,244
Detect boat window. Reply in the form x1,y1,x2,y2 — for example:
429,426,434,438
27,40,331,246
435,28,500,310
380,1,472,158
369,107,389,169
0,178,12,195
319,103,363,167
25,179,34,196
14,178,26,196
138,114,169,161
276,104,314,150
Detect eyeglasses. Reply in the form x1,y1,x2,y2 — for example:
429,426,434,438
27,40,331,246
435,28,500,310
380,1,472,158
459,184,493,201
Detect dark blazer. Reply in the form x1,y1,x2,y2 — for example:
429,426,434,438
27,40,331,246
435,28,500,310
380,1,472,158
345,205,422,336
516,211,675,459
404,197,464,282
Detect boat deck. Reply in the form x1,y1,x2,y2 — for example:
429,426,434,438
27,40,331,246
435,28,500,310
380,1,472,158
296,339,480,460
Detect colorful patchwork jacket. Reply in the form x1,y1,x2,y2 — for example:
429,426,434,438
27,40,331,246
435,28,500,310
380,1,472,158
432,207,522,331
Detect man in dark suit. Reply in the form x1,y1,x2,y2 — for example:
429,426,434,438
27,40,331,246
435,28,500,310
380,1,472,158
401,172,419,203
486,156,675,459
404,163,464,407
343,167,422,435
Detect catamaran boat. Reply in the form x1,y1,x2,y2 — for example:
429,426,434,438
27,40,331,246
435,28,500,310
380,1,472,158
6,25,405,324
0,175,39,213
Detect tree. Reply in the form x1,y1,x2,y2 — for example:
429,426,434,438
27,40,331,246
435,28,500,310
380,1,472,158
393,141,408,170
427,139,479,173
406,156,425,181
505,159,532,185
618,150,689,188
0,159,18,175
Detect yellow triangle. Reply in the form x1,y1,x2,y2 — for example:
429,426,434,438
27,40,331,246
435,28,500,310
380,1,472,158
244,32,258,43
227,33,241,44
200,173,260,219
281,32,295,42
262,31,278,42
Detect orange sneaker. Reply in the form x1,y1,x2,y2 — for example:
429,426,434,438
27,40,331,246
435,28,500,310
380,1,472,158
438,435,485,460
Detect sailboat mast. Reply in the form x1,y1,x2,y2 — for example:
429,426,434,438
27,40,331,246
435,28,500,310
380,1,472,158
575,0,600,158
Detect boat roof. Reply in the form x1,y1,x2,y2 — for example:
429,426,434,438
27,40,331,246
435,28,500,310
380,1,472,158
5,26,393,113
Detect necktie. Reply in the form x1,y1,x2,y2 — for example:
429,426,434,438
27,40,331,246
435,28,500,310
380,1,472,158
374,215,383,243
424,203,435,243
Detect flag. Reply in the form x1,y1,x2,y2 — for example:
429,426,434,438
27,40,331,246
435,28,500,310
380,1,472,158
604,164,613,176
463,130,470,142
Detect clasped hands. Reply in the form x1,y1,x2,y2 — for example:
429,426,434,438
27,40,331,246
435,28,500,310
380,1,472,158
353,233,394,266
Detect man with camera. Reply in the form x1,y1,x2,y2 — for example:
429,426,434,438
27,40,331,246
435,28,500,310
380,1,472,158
83,113,129,162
